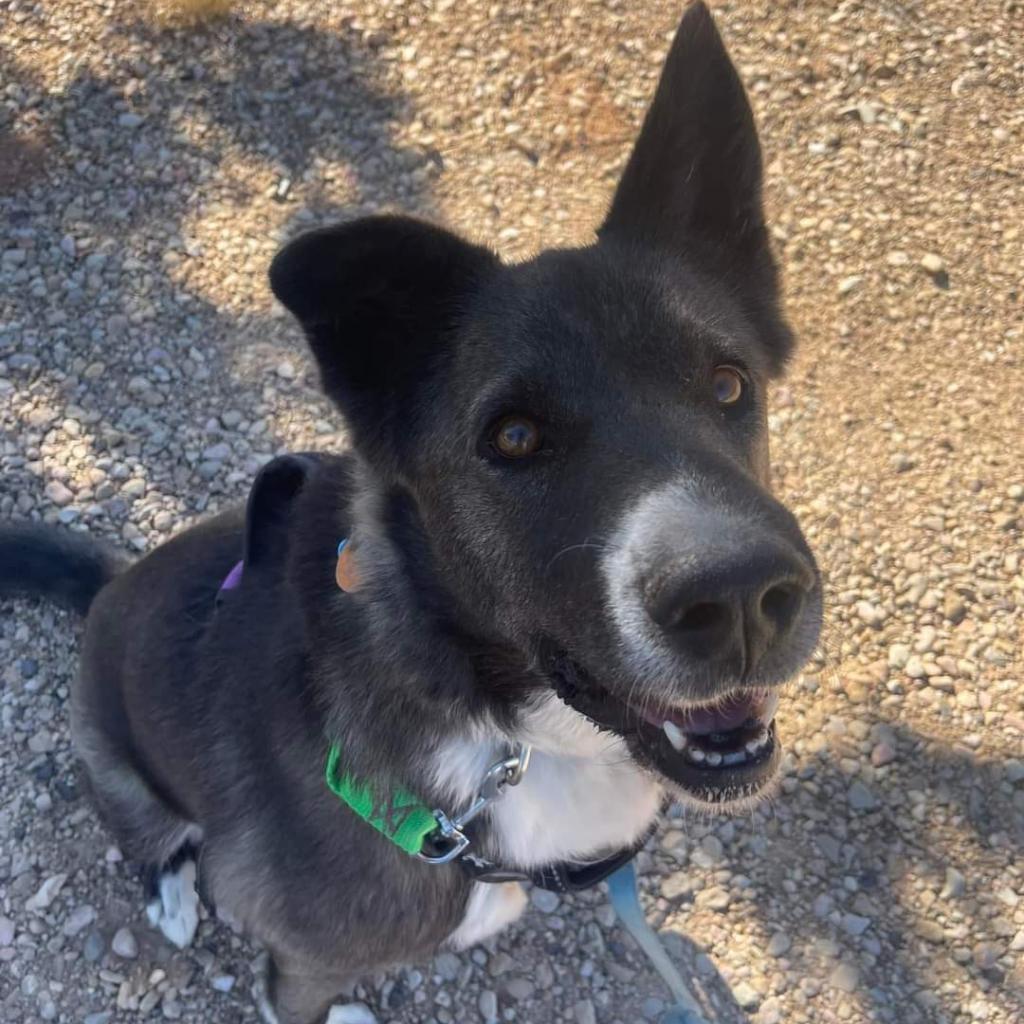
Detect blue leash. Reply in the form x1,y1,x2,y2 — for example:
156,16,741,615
606,862,711,1024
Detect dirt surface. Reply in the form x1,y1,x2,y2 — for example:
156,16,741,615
1,2,1022,1023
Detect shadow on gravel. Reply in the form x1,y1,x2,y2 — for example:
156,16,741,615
1,10,433,526
661,717,1023,1024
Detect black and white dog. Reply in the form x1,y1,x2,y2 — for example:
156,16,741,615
0,5,821,1022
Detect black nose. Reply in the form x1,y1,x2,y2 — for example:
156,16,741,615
645,542,814,671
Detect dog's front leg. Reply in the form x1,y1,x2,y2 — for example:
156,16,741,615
253,950,356,1024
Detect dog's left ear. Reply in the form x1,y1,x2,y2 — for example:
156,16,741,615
598,2,792,370
269,215,499,460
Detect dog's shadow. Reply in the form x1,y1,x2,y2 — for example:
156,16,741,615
606,714,1022,1024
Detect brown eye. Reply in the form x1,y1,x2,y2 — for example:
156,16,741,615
712,365,746,405
492,416,542,458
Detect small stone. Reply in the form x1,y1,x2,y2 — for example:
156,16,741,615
44,480,74,506
767,931,791,957
211,975,235,993
118,112,144,128
733,982,761,1010
487,952,515,977
888,644,910,669
276,360,297,380
325,1005,377,1024
847,781,877,811
842,913,871,936
871,741,896,766
63,905,97,937
838,275,863,295
84,1014,113,1024
530,887,560,913
83,930,106,962
0,916,15,945
904,656,926,679
26,873,68,912
111,927,138,959
942,593,967,624
972,941,1003,970
829,962,859,993
915,920,945,944
699,886,731,911
433,952,461,981
202,442,231,461
478,989,498,1021
574,999,597,1024
27,729,56,754
504,977,535,1002
940,867,966,899
920,252,946,274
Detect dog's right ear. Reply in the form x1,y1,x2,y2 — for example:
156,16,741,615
270,215,498,460
598,2,793,370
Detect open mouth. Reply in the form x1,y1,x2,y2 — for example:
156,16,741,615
543,652,782,804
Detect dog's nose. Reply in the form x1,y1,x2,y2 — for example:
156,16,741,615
645,542,813,671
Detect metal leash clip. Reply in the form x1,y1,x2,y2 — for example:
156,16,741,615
418,742,532,864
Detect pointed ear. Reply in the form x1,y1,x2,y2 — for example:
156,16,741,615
269,216,498,460
598,2,792,368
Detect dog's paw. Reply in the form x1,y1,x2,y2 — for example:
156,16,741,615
251,951,281,1024
145,856,199,948
324,1003,376,1024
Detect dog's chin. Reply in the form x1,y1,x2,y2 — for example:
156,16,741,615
544,653,785,809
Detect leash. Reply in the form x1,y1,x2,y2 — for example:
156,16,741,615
607,861,711,1024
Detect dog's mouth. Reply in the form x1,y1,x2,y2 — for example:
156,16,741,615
543,651,782,805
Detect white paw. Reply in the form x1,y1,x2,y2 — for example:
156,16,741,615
325,1003,377,1024
251,951,281,1024
146,858,199,949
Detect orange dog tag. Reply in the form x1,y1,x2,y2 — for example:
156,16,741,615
335,539,361,593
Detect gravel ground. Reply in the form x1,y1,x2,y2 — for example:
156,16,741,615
1,1,1022,1023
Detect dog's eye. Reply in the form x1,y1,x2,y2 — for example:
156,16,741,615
712,366,746,405
491,416,542,459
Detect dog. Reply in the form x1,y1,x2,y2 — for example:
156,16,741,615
0,5,822,1022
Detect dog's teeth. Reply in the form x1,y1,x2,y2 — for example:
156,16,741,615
688,747,706,764
662,720,687,751
705,751,723,767
745,728,771,755
722,750,747,766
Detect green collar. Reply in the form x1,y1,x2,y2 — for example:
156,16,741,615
324,741,531,862
324,743,441,857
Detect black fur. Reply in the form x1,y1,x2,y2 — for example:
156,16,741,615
0,7,822,1022
0,521,127,614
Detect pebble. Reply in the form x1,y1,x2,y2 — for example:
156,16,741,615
732,981,761,1010
530,887,560,913
84,1014,112,1024
573,999,597,1024
847,781,877,811
325,1004,377,1024
210,974,235,993
767,931,791,957
870,741,896,766
111,926,139,959
434,951,462,981
920,252,946,274
841,913,871,937
940,867,966,899
0,916,15,946
44,480,74,506
478,989,498,1021
829,962,860,993
63,904,97,937
25,873,67,912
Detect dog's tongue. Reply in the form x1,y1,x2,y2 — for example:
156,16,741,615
644,689,776,735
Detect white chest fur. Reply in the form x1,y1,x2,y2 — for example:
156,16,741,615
431,694,663,868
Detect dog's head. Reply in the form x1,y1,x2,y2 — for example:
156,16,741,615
271,3,822,810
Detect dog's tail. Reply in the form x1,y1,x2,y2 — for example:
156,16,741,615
0,522,129,616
